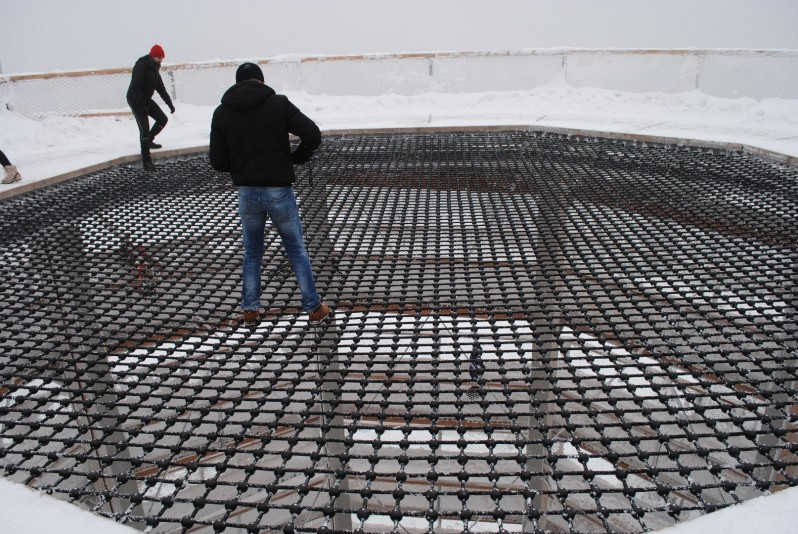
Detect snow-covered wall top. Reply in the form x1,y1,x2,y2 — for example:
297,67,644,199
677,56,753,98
2,50,796,118
0,0,797,75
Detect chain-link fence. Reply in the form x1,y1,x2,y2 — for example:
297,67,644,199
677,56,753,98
1,49,796,117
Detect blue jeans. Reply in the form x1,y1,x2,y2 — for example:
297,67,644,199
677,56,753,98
238,186,321,313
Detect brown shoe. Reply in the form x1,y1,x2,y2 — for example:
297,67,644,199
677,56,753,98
308,303,330,324
2,165,21,184
242,310,260,324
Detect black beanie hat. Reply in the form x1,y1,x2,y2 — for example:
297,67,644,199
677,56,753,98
236,62,264,83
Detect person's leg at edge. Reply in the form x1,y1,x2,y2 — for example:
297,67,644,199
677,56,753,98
265,187,321,313
147,101,168,147
128,99,152,164
238,187,268,312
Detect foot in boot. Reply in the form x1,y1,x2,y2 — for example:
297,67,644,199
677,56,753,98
2,165,21,184
309,303,331,324
242,310,261,325
142,158,156,171
149,141,162,149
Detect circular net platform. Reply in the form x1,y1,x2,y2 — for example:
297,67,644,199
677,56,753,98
1,131,796,533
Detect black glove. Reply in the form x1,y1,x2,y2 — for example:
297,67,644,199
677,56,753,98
169,103,176,114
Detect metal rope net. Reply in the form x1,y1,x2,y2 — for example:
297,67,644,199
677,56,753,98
0,131,796,533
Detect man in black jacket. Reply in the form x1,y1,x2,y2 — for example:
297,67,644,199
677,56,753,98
209,62,329,326
127,44,175,170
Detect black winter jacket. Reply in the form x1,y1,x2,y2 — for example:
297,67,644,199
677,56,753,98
126,55,174,110
209,80,321,187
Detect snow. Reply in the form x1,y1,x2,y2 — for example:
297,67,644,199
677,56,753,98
2,79,797,532
2,475,797,534
1,80,796,189
1,2,797,530
0,478,138,533
655,486,798,534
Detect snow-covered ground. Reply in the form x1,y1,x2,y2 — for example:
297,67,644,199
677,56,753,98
2,476,797,534
1,80,797,191
0,478,139,533
2,47,798,534
2,81,797,532
2,2,797,531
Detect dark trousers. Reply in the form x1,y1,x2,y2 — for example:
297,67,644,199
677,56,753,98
0,149,11,167
127,98,168,156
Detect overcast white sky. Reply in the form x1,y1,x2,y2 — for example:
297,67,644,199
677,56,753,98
1,0,798,74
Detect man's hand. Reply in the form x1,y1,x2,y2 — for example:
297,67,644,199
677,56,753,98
291,151,310,165
169,103,176,114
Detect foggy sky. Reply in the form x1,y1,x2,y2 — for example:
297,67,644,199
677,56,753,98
1,0,797,74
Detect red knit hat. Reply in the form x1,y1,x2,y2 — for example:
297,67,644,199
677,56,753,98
150,44,165,58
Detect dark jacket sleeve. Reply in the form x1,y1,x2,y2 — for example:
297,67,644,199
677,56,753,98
286,99,321,164
155,74,174,109
209,108,230,172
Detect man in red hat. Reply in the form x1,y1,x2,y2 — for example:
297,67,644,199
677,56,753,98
127,44,176,170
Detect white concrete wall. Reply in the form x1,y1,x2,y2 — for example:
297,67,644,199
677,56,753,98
2,49,796,117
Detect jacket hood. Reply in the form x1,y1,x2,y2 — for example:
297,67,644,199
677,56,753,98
220,80,276,111
137,54,161,71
